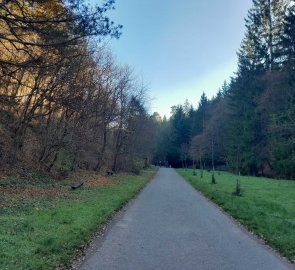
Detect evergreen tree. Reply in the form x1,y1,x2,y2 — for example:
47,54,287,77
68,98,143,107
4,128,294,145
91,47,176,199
226,74,264,175
281,3,295,69
239,0,290,71
164,105,191,166
264,5,295,178
190,92,209,136
225,0,291,175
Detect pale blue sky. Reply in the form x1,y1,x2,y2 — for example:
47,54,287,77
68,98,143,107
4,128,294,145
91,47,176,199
93,0,253,117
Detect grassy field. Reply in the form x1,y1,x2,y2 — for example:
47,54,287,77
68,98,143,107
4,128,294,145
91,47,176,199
177,169,295,263
0,169,156,270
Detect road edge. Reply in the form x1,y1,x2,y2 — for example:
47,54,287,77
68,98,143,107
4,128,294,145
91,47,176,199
62,169,159,270
175,169,294,270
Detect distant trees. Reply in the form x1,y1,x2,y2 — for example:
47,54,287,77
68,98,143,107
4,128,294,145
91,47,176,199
154,0,295,179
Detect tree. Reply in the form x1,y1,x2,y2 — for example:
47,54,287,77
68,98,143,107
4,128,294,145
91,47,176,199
0,0,122,165
239,0,290,72
203,97,229,171
225,0,291,175
190,134,205,177
225,72,266,175
191,92,209,136
281,4,295,69
167,105,191,166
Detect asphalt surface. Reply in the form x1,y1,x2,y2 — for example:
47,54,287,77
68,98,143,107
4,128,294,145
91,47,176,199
78,168,292,270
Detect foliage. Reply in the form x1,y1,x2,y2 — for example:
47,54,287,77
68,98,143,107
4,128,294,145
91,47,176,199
0,0,157,174
54,148,74,177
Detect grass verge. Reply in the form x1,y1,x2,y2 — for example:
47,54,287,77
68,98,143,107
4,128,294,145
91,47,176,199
0,168,156,270
177,169,295,263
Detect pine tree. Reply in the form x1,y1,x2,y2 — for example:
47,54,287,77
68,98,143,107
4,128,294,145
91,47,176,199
266,4,295,178
281,3,295,69
226,73,264,175
225,0,291,175
239,0,290,71
166,105,191,167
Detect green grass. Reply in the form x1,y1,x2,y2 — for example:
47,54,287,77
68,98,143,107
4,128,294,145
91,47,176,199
177,169,295,263
0,169,156,270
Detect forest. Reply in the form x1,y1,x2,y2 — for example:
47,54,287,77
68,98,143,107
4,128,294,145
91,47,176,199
155,0,295,179
0,0,159,176
0,0,294,180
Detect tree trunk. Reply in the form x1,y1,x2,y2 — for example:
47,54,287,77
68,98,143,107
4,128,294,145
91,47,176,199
267,0,273,70
94,124,107,171
211,137,215,172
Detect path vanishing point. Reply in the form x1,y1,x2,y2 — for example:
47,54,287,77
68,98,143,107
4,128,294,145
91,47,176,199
78,168,293,270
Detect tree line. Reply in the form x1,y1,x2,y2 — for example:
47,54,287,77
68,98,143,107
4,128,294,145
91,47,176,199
0,0,158,176
154,0,295,179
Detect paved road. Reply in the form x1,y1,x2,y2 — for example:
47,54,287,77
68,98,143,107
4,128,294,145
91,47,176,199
78,168,292,270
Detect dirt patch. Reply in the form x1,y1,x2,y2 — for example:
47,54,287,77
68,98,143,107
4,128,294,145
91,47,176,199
71,171,118,188
85,176,118,188
0,171,119,210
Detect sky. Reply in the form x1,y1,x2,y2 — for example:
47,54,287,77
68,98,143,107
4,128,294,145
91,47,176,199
92,0,253,117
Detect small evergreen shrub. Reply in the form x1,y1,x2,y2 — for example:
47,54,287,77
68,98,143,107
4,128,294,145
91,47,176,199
211,172,216,184
232,178,242,196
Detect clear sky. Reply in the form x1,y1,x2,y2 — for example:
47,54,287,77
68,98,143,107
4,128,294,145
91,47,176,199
93,0,253,117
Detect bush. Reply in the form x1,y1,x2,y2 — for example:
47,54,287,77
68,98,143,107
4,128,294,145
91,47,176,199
232,178,242,196
211,172,216,184
54,149,74,177
130,159,144,175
